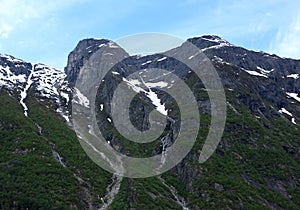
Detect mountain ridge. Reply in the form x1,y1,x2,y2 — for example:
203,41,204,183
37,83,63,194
0,35,300,209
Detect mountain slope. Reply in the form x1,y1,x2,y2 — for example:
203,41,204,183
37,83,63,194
0,90,115,209
0,35,299,209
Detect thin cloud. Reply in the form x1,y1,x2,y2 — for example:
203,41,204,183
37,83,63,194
270,14,300,59
0,23,12,38
0,0,83,39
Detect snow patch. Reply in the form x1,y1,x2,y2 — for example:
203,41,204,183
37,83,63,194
108,42,119,48
141,60,152,66
146,89,168,115
112,71,120,75
19,67,34,116
278,108,293,116
157,56,167,62
200,41,232,52
0,65,27,85
0,54,25,63
256,66,274,74
201,35,233,46
60,92,70,103
286,92,300,103
212,56,223,62
99,43,106,48
244,70,268,78
145,81,168,88
122,77,168,116
287,74,299,79
62,114,70,123
188,51,200,59
73,88,90,108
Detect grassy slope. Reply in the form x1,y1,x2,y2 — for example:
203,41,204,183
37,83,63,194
1,87,299,209
110,89,300,209
0,90,111,209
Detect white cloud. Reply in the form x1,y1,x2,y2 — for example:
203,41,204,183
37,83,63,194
270,13,300,59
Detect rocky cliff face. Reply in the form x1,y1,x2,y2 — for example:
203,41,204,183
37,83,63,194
189,35,300,118
63,36,300,208
65,38,111,84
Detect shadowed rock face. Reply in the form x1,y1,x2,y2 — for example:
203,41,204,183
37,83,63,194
64,38,110,84
65,34,299,194
65,35,299,125
0,54,32,76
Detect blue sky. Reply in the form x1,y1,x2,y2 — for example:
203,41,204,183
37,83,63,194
0,0,299,69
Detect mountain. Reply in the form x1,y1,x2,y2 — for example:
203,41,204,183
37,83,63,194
0,35,299,209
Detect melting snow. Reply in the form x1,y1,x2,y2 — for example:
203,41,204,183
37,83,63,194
201,36,233,46
188,51,200,59
50,142,67,168
287,74,299,79
159,176,189,210
146,89,168,115
145,81,168,88
286,92,300,103
60,92,69,103
19,75,34,116
123,77,168,116
292,118,296,124
61,114,70,122
123,78,143,93
19,68,34,116
0,65,27,85
0,54,25,63
279,108,293,116
0,60,71,119
33,64,68,99
74,88,90,108
108,42,119,48
212,56,223,62
141,60,152,66
256,66,274,74
201,42,232,52
244,70,268,78
112,71,120,75
157,57,167,62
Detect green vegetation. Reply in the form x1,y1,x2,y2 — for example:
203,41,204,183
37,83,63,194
0,85,299,209
111,88,300,209
0,90,111,209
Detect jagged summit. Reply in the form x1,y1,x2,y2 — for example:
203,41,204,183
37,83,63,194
187,34,234,51
0,34,299,124
0,55,70,120
189,34,233,46
64,38,123,84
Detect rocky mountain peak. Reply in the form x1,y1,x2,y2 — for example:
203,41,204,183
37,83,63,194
64,38,121,84
0,53,32,78
187,34,234,50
